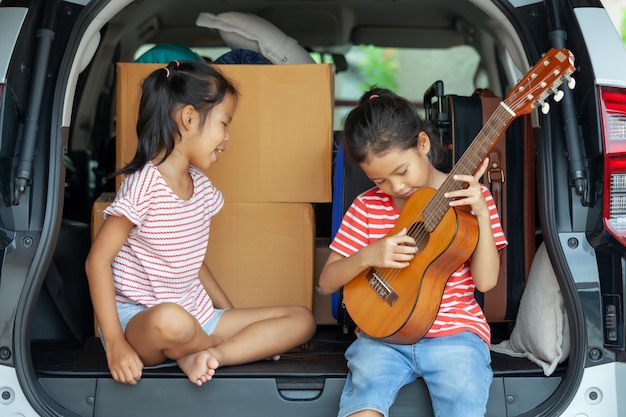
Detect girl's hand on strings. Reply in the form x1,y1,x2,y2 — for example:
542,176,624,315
365,227,418,268
445,157,490,217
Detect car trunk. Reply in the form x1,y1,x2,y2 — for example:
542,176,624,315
6,0,598,416
31,327,565,417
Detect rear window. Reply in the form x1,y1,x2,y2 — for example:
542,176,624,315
135,44,484,130
326,44,483,128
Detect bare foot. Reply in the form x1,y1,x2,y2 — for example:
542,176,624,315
176,350,219,386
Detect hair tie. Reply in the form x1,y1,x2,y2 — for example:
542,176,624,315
163,67,170,78
369,94,379,100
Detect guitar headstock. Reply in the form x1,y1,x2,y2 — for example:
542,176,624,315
504,48,576,116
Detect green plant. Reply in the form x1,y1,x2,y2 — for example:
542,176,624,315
357,46,399,91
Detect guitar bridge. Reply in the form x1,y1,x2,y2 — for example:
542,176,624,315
366,268,399,306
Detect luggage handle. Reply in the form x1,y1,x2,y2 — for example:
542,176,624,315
423,80,449,146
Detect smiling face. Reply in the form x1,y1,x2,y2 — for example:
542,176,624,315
360,131,436,200
188,92,237,170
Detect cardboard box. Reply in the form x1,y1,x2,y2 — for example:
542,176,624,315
91,199,314,315
205,203,315,309
116,63,333,203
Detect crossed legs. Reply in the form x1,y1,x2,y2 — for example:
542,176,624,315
124,302,316,385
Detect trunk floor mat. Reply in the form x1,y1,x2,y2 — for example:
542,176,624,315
32,326,554,378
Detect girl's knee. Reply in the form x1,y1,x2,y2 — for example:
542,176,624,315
291,304,313,317
298,306,317,340
149,303,198,341
290,305,316,328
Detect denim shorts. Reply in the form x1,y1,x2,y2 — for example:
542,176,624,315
338,331,492,417
100,303,225,344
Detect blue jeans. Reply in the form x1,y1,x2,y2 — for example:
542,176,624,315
338,331,492,417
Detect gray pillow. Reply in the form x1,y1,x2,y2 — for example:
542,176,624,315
490,243,570,376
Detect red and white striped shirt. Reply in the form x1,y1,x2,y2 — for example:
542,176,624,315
330,185,507,345
104,162,223,326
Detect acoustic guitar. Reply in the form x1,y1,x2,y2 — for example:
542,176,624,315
342,48,576,344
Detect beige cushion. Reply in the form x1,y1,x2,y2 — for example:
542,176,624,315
490,243,570,376
196,12,315,65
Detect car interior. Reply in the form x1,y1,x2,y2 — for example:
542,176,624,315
25,0,575,415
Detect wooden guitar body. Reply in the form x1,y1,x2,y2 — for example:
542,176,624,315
342,187,479,344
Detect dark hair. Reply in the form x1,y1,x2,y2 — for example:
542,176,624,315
113,60,239,176
342,87,442,167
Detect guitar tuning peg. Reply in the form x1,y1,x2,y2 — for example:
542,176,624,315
541,101,550,114
553,89,564,102
567,76,576,89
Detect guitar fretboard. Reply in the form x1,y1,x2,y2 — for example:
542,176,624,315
422,104,515,232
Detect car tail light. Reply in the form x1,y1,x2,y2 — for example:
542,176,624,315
600,86,626,246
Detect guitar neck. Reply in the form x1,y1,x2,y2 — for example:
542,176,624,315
423,103,515,231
